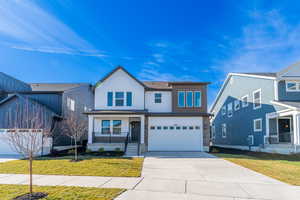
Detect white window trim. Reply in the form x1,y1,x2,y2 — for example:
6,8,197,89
253,118,262,132
221,106,226,116
222,123,227,138
253,89,262,110
248,135,254,145
241,95,249,108
286,81,300,92
227,102,233,118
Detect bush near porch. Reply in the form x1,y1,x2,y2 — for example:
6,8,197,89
0,184,124,200
0,156,144,177
212,147,300,186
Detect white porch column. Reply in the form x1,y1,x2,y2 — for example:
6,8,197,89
88,115,94,144
293,113,300,145
140,115,145,144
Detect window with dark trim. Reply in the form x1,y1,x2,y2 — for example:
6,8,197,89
102,120,110,134
154,93,162,103
115,92,124,106
178,91,185,107
194,91,201,107
113,120,121,134
189,126,194,130
150,126,155,130
182,126,187,130
186,91,193,107
176,126,181,130
169,126,174,130
157,126,162,130
163,126,168,130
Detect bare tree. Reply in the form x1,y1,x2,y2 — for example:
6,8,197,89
61,111,87,161
5,97,55,197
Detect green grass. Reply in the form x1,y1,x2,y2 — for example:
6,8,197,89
0,156,144,177
0,184,124,200
214,151,300,185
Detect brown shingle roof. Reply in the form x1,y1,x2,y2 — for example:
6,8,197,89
143,81,172,90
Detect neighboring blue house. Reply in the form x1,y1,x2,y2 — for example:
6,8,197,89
210,64,300,154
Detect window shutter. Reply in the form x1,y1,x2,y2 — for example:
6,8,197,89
107,92,113,106
126,92,132,106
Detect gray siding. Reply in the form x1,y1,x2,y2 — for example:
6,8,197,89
278,80,300,101
212,75,284,147
0,72,32,92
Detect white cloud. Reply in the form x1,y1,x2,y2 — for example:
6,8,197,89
0,0,105,57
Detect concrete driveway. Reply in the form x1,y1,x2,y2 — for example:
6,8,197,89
115,152,300,200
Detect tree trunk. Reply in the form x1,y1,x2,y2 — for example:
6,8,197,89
74,137,78,161
29,152,33,196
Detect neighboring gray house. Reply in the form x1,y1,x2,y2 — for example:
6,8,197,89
210,64,300,154
0,73,93,155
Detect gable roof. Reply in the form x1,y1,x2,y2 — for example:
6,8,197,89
95,66,147,88
240,73,277,77
30,83,89,92
0,72,32,92
277,62,300,77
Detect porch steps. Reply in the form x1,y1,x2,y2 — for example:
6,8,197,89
125,143,139,157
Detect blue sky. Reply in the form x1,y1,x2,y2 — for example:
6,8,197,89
1,0,300,105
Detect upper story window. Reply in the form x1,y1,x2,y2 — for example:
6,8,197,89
186,91,193,107
221,106,226,115
241,95,249,108
178,91,185,107
253,89,261,109
115,92,124,106
286,81,300,92
194,91,201,107
154,93,162,103
227,102,233,117
234,100,240,111
222,123,226,138
126,92,132,106
67,97,75,111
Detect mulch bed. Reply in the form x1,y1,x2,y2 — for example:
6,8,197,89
13,192,47,200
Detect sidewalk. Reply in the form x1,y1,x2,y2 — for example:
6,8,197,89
0,174,142,189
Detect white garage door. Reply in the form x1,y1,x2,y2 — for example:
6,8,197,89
148,117,203,151
0,133,18,156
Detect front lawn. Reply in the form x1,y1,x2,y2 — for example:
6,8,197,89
0,156,144,177
0,184,124,200
212,147,300,185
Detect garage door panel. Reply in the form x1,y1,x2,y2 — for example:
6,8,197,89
148,117,203,151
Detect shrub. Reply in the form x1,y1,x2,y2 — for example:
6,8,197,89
68,149,75,154
85,149,92,154
115,147,121,152
98,147,105,152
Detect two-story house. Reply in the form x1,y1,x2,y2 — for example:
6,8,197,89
210,63,300,154
85,66,211,155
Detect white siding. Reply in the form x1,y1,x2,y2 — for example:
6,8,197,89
145,91,172,112
95,69,145,110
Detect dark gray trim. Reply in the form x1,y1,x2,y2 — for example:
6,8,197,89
146,112,212,117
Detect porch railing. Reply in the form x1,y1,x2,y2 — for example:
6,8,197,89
267,132,292,144
93,131,129,143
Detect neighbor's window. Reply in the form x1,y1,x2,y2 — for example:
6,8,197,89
176,126,181,130
253,89,261,109
286,81,300,92
178,91,185,107
126,92,132,106
67,97,75,111
253,118,262,132
154,93,162,103
115,92,124,106
182,126,187,130
186,91,193,107
113,120,121,134
163,126,168,130
150,126,155,130
242,95,249,108
102,120,110,134
194,91,201,107
189,126,194,130
169,126,174,130
195,126,200,130
234,100,240,111
227,103,233,117
222,123,226,138
107,92,113,106
222,106,226,115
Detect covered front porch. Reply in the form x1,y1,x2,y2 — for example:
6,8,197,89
86,111,146,154
266,109,300,153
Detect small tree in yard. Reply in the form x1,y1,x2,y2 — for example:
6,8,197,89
5,98,55,199
61,111,87,161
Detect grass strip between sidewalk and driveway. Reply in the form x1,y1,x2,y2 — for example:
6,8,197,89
0,184,124,200
212,148,300,186
0,156,144,177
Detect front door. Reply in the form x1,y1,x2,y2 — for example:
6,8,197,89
130,121,140,142
278,118,291,143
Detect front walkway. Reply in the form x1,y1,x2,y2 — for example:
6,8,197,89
0,152,300,200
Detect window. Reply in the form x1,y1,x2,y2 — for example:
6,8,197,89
189,126,194,130
126,92,132,106
169,126,174,130
178,91,185,107
212,125,215,139
248,135,254,145
176,126,181,130
222,124,226,138
107,92,113,106
227,103,233,117
163,126,168,130
113,120,121,134
154,93,162,103
182,126,187,130
150,126,155,130
286,81,300,92
234,100,240,111
115,92,124,106
222,106,226,115
194,91,201,107
157,126,162,130
101,120,110,134
253,89,261,109
241,95,249,108
253,118,262,132
67,97,75,111
186,91,193,107
195,126,200,130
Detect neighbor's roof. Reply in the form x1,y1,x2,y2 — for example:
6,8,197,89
240,73,277,77
30,83,90,92
271,100,300,109
143,81,172,90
